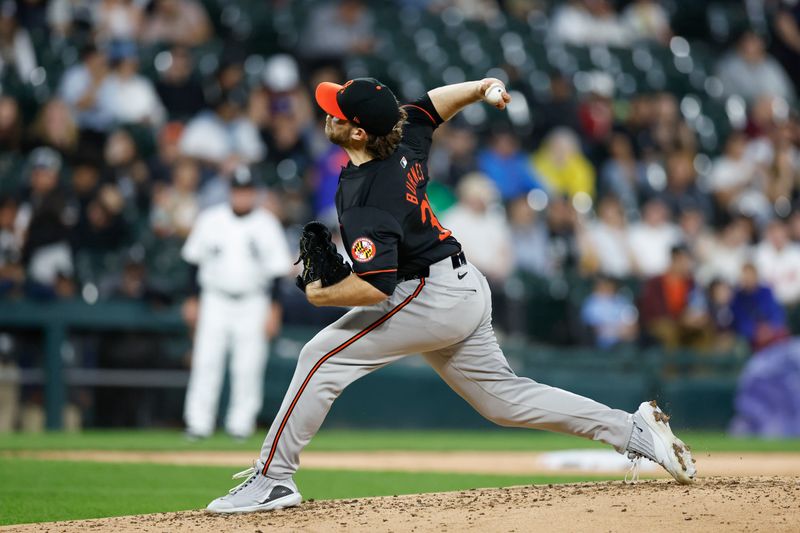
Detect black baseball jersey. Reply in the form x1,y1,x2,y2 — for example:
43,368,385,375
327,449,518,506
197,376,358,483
335,94,461,295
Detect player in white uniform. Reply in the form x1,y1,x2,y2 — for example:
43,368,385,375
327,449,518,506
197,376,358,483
182,167,292,439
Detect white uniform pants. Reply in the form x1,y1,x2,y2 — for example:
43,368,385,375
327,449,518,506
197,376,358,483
184,291,269,437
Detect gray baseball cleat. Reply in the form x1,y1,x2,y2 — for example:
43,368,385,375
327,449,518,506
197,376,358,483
625,400,697,484
206,462,302,513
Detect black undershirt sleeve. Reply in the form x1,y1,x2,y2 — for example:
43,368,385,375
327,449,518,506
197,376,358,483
400,94,444,156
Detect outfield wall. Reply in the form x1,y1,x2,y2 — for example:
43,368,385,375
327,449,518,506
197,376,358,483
0,300,744,430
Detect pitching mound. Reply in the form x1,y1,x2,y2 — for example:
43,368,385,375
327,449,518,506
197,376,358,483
4,476,798,532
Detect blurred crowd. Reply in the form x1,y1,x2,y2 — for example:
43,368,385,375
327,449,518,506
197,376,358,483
1,0,800,356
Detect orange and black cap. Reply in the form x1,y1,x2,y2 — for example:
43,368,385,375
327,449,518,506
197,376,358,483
315,78,400,136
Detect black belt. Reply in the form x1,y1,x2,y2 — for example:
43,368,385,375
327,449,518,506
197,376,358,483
398,251,466,282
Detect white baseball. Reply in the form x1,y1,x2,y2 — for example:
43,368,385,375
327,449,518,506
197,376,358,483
484,83,505,106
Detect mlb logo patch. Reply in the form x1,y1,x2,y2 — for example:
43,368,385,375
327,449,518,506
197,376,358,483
400,156,407,168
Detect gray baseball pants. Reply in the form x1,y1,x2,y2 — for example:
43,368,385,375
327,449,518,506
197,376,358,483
259,257,634,479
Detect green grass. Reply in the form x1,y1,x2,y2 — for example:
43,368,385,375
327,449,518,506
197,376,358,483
0,458,611,526
0,429,798,453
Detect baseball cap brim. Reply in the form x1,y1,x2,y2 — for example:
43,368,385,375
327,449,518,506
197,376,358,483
315,82,347,121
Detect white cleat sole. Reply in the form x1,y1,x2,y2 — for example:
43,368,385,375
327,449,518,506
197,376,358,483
637,400,696,484
206,492,303,514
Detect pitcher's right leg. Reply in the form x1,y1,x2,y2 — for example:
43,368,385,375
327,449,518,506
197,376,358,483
423,271,633,452
423,330,634,452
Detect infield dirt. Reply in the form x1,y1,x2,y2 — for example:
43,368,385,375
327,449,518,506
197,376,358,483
3,476,799,532
5,449,800,477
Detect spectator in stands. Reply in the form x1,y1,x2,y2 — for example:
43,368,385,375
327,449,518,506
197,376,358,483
532,127,596,199
507,194,551,277
788,208,800,243
770,0,800,93
746,110,792,160
576,77,615,145
429,121,479,187
547,194,581,273
298,0,375,60
209,48,247,98
599,133,645,216
95,0,141,42
100,252,169,304
530,72,581,148
716,30,795,104
0,0,37,83
154,46,206,122
678,205,715,268
260,54,314,132
697,217,753,286
581,275,638,348
263,110,313,186
0,196,24,296
151,158,199,239
477,127,545,201
760,122,800,207
550,0,631,47
639,244,712,350
655,151,711,219
709,131,770,223
732,263,789,351
649,93,697,159
179,89,265,169
14,0,48,33
622,0,671,44
628,197,681,278
147,121,183,183
68,157,101,230
0,95,21,153
442,172,513,284
28,99,80,159
744,95,782,140
310,141,349,223
140,0,211,47
755,218,800,307
707,278,737,347
72,184,128,252
101,41,166,127
45,0,77,37
16,148,75,298
102,128,151,216
58,44,114,134
580,195,637,278
620,94,656,159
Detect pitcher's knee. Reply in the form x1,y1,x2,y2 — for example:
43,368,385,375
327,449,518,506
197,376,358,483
297,340,326,371
479,406,520,428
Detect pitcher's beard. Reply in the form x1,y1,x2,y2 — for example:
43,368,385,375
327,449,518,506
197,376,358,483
325,120,353,147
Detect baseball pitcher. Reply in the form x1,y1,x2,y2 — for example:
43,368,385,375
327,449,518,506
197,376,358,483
182,167,292,440
205,78,696,513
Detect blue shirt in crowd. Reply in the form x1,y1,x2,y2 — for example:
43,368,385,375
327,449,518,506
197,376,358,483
731,285,786,344
580,292,636,348
477,149,545,200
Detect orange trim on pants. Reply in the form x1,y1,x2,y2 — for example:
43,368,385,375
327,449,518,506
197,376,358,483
261,278,426,476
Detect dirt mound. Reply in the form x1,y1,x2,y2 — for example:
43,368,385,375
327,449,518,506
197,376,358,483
4,477,798,532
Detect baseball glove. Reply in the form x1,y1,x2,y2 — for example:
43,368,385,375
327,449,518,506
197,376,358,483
295,221,352,291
